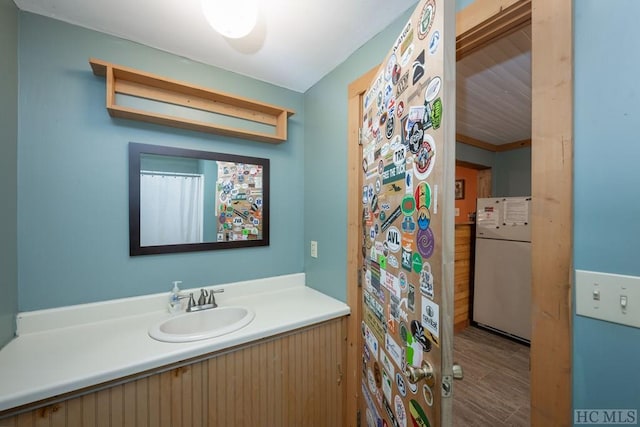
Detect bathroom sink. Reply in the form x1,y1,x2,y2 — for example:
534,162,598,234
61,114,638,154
149,306,255,343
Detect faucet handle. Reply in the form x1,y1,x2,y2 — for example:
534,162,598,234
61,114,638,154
198,289,208,306
208,288,224,308
187,293,196,311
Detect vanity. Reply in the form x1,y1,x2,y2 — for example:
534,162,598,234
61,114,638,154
0,274,350,426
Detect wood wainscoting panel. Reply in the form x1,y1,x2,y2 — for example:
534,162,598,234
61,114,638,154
0,318,346,427
454,224,474,332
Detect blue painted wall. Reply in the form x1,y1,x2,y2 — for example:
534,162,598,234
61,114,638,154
493,147,531,197
303,6,414,302
17,13,305,311
574,0,640,416
0,0,18,348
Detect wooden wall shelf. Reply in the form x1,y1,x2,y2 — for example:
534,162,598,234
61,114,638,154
89,58,295,144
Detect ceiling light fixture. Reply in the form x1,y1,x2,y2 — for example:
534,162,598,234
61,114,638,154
201,0,259,39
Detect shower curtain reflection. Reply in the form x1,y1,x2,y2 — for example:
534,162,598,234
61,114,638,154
140,172,204,246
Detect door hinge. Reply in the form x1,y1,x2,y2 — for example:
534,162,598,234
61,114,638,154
357,273,362,288
358,128,363,146
356,409,361,427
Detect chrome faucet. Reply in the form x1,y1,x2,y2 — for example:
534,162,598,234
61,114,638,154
186,288,224,312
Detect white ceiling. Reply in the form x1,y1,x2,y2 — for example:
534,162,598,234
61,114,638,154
13,0,417,93
457,26,532,145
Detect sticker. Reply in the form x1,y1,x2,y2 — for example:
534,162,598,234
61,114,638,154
386,115,395,139
385,333,404,369
379,254,387,270
412,252,423,273
414,182,432,209
392,63,402,86
409,399,431,427
421,299,440,345
395,395,408,427
363,321,380,359
381,351,395,379
383,397,400,427
365,308,386,343
412,50,425,85
405,170,413,194
424,76,442,103
419,262,434,299
417,0,436,40
400,43,415,67
416,206,431,231
398,271,408,291
396,100,406,118
407,122,424,154
380,111,388,127
410,320,432,353
408,380,418,395
378,159,385,175
405,331,423,367
396,373,408,397
364,291,385,323
414,134,436,180
388,255,399,269
381,206,402,232
430,98,442,130
423,384,434,407
393,146,406,166
367,368,377,395
382,370,393,402
429,30,440,55
401,216,416,234
407,284,416,312
374,362,383,388
382,163,405,185
416,228,435,259
401,247,412,271
385,54,397,81
363,382,384,426
396,71,410,98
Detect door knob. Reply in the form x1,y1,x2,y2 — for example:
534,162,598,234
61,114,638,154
404,361,436,388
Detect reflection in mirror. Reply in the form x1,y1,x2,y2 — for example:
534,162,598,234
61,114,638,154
129,143,269,256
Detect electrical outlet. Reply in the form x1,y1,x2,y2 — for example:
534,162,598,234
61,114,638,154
311,241,318,258
576,270,640,329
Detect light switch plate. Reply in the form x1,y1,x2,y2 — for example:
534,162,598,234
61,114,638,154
575,269,640,329
455,208,460,216
310,241,318,258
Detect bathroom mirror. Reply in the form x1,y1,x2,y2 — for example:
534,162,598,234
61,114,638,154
129,143,269,256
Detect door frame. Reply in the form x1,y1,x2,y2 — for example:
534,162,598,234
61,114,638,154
345,0,573,425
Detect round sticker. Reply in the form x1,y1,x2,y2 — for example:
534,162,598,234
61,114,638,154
392,63,402,85
414,182,432,209
397,101,405,118
408,122,424,154
386,116,395,139
379,112,388,127
416,228,435,259
394,395,407,427
417,0,436,40
417,206,431,230
424,76,442,103
396,373,408,397
414,134,436,180
412,253,423,273
401,195,416,216
385,54,397,81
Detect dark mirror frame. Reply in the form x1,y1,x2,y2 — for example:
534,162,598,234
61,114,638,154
129,142,270,256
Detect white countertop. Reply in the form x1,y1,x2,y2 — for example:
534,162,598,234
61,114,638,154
0,273,350,413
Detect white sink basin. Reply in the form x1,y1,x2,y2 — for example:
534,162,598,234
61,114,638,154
149,306,255,343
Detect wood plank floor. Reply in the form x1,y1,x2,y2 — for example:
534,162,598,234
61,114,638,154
453,326,530,426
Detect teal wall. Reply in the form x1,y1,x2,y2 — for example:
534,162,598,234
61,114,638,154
302,6,414,301
493,147,531,197
17,13,305,311
0,0,18,348
574,0,640,416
